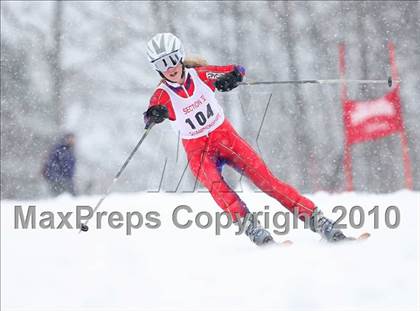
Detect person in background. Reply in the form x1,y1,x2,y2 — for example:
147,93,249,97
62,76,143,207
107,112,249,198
42,133,77,196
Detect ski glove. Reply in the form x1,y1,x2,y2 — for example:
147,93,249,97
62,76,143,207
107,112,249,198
214,65,245,92
144,105,169,129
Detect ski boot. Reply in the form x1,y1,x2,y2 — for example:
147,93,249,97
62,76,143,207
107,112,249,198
243,213,274,246
309,209,348,242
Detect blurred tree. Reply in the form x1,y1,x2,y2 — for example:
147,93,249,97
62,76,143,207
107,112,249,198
283,1,312,191
49,0,64,128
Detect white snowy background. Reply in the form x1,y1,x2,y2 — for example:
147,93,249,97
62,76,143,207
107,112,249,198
1,190,419,310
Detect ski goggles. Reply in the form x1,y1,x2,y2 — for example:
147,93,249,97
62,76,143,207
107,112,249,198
151,50,183,72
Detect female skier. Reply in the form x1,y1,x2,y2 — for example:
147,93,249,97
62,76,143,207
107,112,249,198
144,33,348,246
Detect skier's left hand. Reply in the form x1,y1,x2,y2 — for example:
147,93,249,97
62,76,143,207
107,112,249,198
214,65,245,92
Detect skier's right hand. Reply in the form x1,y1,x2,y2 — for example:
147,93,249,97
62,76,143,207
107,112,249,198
143,105,169,129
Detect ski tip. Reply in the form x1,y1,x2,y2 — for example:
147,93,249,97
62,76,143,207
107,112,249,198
358,232,371,240
278,240,293,247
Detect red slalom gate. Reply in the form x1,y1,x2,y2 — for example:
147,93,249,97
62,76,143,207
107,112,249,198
339,42,413,191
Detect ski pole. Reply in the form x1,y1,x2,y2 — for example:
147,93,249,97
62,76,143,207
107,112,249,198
79,123,155,232
239,76,398,87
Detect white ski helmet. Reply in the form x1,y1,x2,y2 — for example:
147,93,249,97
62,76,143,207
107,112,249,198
146,33,185,72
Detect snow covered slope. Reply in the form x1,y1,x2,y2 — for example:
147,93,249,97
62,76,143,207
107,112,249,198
1,190,419,310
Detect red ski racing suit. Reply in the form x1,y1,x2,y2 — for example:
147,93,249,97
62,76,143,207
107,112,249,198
147,65,316,221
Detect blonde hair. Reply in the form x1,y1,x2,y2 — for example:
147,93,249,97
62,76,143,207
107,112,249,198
183,56,208,68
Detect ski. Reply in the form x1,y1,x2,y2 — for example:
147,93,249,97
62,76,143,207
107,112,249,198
277,240,294,247
263,239,293,248
334,232,371,243
351,232,371,241
267,233,370,248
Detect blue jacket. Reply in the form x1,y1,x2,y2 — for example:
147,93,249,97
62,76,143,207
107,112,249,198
43,139,76,182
